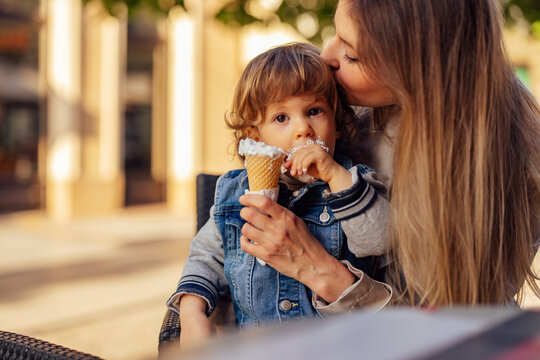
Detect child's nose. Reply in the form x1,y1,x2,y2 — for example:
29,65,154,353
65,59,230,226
294,118,314,139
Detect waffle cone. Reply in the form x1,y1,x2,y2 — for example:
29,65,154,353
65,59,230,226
245,155,284,192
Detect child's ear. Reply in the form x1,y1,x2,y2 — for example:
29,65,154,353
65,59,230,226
246,126,260,141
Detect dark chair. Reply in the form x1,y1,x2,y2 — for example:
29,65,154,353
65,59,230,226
0,330,103,360
158,173,220,358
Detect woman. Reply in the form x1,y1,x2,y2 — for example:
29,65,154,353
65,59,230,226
239,0,540,307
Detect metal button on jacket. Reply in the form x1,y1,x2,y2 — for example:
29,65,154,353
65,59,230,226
319,206,330,223
279,300,293,311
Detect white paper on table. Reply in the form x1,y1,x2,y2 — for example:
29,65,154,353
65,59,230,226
244,187,279,266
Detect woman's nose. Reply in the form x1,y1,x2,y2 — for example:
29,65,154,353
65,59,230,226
320,38,339,70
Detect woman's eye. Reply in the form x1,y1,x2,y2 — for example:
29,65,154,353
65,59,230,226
308,108,323,116
343,54,358,64
274,114,287,123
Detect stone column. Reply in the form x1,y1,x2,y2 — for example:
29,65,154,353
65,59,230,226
79,1,126,215
151,20,168,194
165,1,204,216
44,0,82,222
43,0,126,222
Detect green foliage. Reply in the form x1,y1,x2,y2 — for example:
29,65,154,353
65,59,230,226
504,0,540,24
215,0,337,45
214,0,540,44
86,0,540,41
503,0,540,38
215,0,259,26
278,0,336,44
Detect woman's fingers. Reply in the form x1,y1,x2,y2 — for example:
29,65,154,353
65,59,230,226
240,235,264,258
240,219,265,240
239,193,335,288
239,193,285,220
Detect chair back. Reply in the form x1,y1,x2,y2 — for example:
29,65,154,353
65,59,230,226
0,330,103,360
196,174,220,231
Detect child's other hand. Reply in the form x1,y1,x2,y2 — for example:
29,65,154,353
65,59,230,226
284,142,352,192
179,294,216,349
180,313,216,349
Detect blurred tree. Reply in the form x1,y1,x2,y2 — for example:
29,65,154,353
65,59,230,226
215,0,337,45
214,0,540,44
504,0,540,38
86,0,540,42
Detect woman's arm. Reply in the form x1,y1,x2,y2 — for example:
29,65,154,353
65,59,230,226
239,193,390,304
312,261,393,315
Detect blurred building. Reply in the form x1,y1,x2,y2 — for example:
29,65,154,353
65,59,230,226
0,0,302,221
0,0,40,213
0,0,538,222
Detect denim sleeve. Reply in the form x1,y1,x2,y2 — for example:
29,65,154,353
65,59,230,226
166,207,228,316
324,166,389,257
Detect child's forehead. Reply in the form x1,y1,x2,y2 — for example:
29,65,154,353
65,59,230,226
265,93,329,107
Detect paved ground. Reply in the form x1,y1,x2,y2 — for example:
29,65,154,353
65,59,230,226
0,205,538,360
0,204,194,360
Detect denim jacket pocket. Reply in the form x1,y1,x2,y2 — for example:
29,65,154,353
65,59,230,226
299,205,341,258
221,212,257,324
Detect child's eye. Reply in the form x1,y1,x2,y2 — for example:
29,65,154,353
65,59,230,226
308,108,323,116
343,54,358,64
274,114,288,123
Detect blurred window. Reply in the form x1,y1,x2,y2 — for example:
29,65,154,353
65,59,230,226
0,1,40,212
124,17,164,206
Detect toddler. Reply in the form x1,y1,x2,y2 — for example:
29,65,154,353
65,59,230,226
167,42,390,347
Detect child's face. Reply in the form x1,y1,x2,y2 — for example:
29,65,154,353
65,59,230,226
249,94,337,156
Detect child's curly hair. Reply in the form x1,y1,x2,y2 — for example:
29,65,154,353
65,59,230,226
225,42,359,159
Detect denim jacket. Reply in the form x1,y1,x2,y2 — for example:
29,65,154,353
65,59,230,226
168,153,391,327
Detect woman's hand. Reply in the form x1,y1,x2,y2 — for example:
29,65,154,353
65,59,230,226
239,193,356,303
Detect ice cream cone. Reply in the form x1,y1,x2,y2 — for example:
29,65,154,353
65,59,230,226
244,154,284,192
238,138,285,267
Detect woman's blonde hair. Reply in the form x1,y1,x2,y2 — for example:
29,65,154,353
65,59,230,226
349,0,540,305
225,42,358,158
